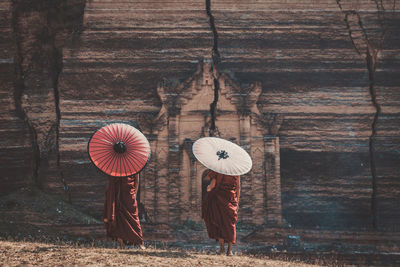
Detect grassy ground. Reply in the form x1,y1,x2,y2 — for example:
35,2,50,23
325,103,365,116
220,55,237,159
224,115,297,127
0,240,320,267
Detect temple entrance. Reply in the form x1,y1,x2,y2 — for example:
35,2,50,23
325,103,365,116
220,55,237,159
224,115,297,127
139,60,283,225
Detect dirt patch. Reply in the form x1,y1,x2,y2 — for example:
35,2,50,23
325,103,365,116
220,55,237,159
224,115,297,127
1,187,400,266
0,240,320,267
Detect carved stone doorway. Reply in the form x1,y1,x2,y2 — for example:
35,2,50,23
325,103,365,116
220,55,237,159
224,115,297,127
138,60,283,225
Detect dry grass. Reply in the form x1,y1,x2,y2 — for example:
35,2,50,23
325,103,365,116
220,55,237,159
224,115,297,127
0,240,321,267
2,188,398,266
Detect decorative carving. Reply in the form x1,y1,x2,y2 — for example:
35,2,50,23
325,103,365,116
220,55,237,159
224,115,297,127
157,79,182,117
136,112,167,136
221,76,262,116
147,59,283,225
251,112,283,136
156,63,204,117
183,138,196,162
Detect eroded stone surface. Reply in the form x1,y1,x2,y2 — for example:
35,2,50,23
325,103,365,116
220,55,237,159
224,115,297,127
0,0,399,231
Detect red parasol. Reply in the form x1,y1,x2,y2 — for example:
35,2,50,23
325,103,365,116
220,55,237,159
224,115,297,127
88,123,151,177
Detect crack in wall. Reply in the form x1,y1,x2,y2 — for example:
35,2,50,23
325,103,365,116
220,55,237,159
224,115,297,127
344,11,366,55
206,0,221,137
336,1,395,229
48,4,70,201
11,1,42,188
11,0,85,198
367,51,380,230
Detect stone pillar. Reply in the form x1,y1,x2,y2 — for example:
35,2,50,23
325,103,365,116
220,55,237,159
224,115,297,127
250,143,265,225
239,116,253,223
167,115,181,222
189,159,198,218
264,135,282,224
136,112,167,223
191,162,204,222
182,139,200,221
141,134,158,222
155,139,169,223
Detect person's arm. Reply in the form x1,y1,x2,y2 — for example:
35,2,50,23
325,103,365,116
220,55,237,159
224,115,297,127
236,176,240,205
207,178,216,192
135,173,140,197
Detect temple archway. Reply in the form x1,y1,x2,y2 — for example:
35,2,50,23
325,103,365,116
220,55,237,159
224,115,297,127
138,60,283,225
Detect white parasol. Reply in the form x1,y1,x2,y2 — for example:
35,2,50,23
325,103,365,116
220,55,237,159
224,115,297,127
192,137,252,176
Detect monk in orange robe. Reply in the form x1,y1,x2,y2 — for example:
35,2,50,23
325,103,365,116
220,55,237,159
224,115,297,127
103,173,145,249
202,170,240,256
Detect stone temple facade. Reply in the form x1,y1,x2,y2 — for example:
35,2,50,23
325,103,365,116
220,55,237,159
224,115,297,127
138,60,282,225
2,0,399,232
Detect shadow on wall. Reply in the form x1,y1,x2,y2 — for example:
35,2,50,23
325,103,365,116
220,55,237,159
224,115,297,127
280,149,373,230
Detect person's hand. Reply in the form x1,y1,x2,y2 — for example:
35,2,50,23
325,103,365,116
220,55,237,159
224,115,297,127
103,218,108,223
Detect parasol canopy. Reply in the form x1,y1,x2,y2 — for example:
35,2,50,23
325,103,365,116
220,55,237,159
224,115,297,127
88,123,151,177
192,137,252,176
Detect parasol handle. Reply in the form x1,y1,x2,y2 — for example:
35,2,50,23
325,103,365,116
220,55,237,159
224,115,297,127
216,150,229,160
113,142,127,153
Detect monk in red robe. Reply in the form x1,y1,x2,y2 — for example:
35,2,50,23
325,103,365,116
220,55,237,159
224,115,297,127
202,170,240,256
103,173,145,249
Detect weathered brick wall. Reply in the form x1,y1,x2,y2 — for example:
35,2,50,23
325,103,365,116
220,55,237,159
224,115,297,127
0,0,32,195
211,0,400,230
57,0,212,216
1,0,399,230
2,0,87,200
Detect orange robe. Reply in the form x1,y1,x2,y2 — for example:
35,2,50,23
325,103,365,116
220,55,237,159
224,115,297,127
202,170,239,244
103,175,143,245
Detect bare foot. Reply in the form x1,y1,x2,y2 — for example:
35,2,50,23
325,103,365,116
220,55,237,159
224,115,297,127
218,238,225,255
226,250,233,256
117,238,125,249
138,244,146,250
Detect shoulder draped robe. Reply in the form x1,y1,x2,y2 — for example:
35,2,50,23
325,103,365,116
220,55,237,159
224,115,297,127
202,170,239,244
103,175,143,245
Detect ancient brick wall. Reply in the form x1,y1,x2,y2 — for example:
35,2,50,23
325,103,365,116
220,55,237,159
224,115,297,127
0,0,32,195
1,0,399,231
57,0,211,217
210,0,400,230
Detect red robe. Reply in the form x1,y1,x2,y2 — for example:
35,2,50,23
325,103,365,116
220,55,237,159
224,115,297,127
103,175,143,245
202,170,239,244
